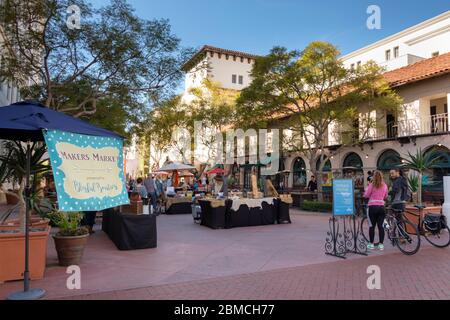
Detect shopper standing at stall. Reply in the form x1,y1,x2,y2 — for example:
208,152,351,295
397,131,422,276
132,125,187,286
144,174,157,210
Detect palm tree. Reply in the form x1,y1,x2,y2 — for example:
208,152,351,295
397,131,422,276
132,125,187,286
0,141,50,231
401,148,442,206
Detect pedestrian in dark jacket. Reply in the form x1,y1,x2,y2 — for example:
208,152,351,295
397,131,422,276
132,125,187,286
389,169,408,211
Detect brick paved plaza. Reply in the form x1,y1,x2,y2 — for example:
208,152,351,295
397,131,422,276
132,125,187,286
1,211,449,300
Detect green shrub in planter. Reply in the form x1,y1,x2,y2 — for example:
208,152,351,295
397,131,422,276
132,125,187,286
301,200,332,212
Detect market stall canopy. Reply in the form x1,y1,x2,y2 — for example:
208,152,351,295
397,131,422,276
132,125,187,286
0,101,123,141
151,171,169,175
157,162,195,172
178,170,194,177
206,167,224,175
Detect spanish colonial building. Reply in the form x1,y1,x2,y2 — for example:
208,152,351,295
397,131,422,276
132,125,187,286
165,11,450,200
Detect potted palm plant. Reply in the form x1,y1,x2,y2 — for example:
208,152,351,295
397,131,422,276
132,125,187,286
0,142,51,282
0,141,50,231
406,174,419,204
402,148,441,207
402,148,443,231
51,211,90,266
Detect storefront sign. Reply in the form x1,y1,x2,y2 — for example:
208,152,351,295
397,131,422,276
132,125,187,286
44,129,129,212
332,179,354,216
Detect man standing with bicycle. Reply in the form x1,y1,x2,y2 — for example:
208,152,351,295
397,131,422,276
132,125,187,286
389,169,409,212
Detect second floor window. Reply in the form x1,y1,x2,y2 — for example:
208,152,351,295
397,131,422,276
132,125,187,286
393,46,399,58
385,49,391,61
232,74,237,84
238,75,243,85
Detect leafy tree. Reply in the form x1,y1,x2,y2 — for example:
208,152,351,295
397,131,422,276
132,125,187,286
236,42,402,196
190,80,237,167
145,80,237,170
0,0,191,123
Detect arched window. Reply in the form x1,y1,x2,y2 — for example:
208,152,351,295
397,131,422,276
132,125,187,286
343,153,364,190
423,146,450,192
343,153,363,169
292,158,307,188
377,149,401,171
316,158,332,172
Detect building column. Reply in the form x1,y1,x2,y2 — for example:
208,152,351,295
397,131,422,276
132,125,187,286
447,93,450,131
419,98,431,134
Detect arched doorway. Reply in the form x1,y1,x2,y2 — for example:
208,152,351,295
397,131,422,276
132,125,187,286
316,158,332,189
343,153,364,190
377,149,401,183
423,146,450,193
292,157,307,189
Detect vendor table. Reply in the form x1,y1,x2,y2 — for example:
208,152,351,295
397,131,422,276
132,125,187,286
102,208,157,250
165,197,192,214
198,197,291,229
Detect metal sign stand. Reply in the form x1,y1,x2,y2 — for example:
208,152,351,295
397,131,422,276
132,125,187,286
325,179,367,259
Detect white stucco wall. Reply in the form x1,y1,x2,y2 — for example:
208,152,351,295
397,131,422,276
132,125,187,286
341,11,450,71
207,52,254,90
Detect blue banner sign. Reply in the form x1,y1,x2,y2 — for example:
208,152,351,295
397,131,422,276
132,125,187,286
44,129,129,212
332,179,354,216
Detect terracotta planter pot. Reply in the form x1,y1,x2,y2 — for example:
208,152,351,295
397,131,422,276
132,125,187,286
404,206,442,234
0,226,50,282
5,192,20,205
53,233,89,266
0,217,50,232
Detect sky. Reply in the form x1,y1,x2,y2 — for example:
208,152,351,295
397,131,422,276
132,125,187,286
90,0,449,57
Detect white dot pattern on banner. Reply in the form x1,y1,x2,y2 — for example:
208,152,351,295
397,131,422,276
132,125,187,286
43,129,128,212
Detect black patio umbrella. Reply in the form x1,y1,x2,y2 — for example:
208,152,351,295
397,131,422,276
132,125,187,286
0,101,122,300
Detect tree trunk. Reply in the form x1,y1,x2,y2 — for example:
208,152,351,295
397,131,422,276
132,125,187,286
418,172,423,207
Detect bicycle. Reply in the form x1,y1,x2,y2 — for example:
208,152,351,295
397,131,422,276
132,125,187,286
384,207,421,255
356,202,370,244
407,206,450,248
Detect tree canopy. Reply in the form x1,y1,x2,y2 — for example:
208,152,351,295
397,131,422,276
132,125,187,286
0,0,192,133
236,41,402,173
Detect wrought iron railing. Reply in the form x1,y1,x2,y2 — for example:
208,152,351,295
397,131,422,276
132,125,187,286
331,113,449,144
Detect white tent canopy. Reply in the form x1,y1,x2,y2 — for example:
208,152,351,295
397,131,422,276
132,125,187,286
156,162,196,172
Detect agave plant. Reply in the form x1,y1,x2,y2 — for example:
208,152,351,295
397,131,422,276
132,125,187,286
406,175,419,193
401,148,442,206
0,141,50,231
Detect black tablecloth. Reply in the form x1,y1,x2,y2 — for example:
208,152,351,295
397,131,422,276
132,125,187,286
199,200,227,229
102,208,157,250
166,202,192,215
199,199,283,229
274,198,292,224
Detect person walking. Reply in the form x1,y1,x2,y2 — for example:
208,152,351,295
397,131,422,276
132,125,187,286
135,177,148,205
81,211,97,234
363,171,388,250
144,174,157,210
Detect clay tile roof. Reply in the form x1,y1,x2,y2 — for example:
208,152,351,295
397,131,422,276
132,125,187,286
384,52,450,87
182,45,262,71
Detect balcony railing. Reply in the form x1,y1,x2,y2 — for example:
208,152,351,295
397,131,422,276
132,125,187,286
397,113,449,137
330,113,449,145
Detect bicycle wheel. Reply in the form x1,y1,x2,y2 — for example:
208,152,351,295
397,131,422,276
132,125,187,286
360,216,370,243
394,219,421,255
422,221,450,248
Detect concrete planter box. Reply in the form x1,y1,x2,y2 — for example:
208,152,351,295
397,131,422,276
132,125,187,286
0,226,50,282
0,217,50,232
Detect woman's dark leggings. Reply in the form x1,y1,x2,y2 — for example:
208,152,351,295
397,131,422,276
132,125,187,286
368,205,386,244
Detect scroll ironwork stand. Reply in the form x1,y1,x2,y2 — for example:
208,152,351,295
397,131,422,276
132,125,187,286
325,214,367,259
